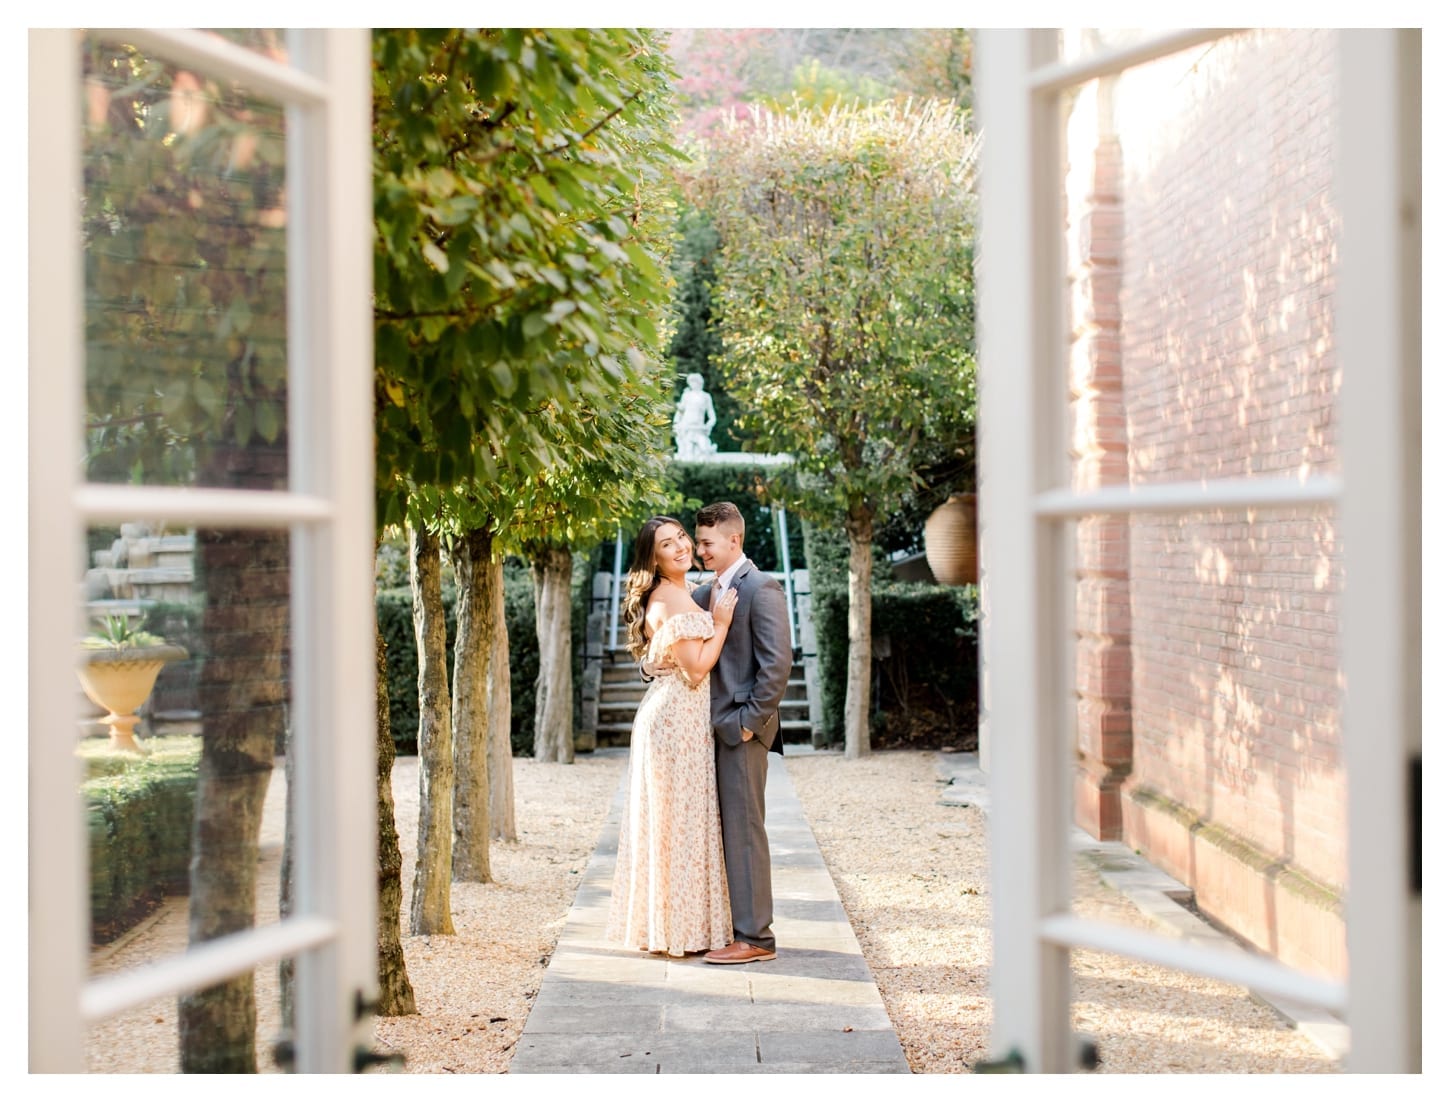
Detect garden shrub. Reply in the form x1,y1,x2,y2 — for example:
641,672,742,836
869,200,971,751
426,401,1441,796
377,557,570,757
805,522,979,749
376,583,457,756
83,735,201,943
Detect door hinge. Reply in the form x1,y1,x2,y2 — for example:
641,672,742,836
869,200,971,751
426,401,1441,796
354,1045,405,1073
974,1047,1025,1073
1409,753,1421,897
972,1036,1098,1073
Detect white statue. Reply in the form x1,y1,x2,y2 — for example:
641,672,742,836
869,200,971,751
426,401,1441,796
673,373,718,460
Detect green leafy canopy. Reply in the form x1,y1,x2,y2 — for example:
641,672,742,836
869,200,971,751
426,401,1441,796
372,29,686,534
684,98,979,534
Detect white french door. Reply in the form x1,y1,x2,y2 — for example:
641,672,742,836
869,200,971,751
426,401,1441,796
30,28,377,1072
973,28,1420,1072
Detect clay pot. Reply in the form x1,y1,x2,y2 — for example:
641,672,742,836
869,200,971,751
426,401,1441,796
923,493,978,586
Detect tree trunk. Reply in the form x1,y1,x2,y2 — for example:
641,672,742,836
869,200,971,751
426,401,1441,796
451,527,492,882
375,618,417,1015
408,524,455,935
486,555,517,841
178,527,289,1072
279,723,295,1031
532,547,575,763
842,507,874,760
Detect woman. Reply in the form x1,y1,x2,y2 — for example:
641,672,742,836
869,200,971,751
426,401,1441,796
604,515,737,957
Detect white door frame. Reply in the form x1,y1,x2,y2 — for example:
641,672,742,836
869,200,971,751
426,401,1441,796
974,28,1420,1072
29,28,377,1073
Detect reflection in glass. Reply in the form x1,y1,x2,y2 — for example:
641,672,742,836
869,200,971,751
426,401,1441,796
200,29,290,63
81,38,289,490
81,524,294,1073
1089,31,1338,488
1064,505,1342,1071
1058,28,1162,63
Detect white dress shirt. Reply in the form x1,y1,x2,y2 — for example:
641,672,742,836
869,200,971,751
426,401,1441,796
709,554,753,738
710,555,746,606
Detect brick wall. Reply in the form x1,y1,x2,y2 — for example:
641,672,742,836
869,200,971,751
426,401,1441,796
1066,74,1134,839
1112,29,1346,976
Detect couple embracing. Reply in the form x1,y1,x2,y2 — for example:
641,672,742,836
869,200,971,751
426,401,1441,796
604,502,793,964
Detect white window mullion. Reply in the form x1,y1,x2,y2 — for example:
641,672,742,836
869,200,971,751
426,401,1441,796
1027,28,1241,95
80,917,339,1023
28,27,89,1074
1039,915,1346,1011
74,484,335,526
975,27,1075,1073
1034,472,1342,517
111,28,330,107
285,27,378,1075
1336,28,1421,1074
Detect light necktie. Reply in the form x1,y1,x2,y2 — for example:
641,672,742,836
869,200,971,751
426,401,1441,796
710,579,722,610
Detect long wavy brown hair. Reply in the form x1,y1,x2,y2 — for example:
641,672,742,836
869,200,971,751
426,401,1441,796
621,515,694,660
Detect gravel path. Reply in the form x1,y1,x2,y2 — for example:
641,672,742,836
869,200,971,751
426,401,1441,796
786,749,1336,1074
84,747,1336,1074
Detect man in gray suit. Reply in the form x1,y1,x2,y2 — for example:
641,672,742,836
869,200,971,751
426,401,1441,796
692,502,793,964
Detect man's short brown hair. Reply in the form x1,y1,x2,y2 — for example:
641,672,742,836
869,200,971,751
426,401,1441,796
695,500,745,535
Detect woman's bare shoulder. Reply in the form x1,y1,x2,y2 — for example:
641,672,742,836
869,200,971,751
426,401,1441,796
646,587,700,628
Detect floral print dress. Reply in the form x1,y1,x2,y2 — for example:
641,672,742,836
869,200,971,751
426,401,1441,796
605,610,733,955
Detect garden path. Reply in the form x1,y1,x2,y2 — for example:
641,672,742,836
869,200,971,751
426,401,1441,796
509,747,909,1073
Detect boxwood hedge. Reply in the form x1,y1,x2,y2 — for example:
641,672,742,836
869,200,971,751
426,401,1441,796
83,736,201,944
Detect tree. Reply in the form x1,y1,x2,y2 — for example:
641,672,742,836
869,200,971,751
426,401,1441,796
686,99,979,758
371,29,682,930
484,551,515,840
373,614,417,1013
406,519,456,934
372,28,680,527
449,523,498,871
891,28,974,109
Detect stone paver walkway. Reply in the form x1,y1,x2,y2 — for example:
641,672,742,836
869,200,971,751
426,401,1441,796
509,747,909,1074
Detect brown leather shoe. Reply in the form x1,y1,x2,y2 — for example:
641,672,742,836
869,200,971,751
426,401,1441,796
704,940,777,965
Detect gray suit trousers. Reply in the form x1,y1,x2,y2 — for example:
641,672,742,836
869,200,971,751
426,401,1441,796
694,559,791,950
715,737,774,949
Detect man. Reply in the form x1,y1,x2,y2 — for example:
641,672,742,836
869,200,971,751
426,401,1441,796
692,501,793,964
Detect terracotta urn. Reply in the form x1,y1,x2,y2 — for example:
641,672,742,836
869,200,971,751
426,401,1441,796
76,644,188,753
923,493,978,586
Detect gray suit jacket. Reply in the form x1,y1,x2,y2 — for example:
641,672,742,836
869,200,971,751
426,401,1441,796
693,559,793,755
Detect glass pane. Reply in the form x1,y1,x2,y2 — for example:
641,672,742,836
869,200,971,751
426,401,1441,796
1066,946,1338,1073
199,29,290,63
1066,507,1344,1071
81,38,290,490
1058,28,1167,63
1073,29,1340,488
1048,28,1348,1069
86,959,295,1073
80,523,300,1071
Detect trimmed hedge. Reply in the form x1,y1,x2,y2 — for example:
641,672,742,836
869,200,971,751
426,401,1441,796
805,522,980,748
377,583,457,756
83,736,201,943
378,556,591,757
